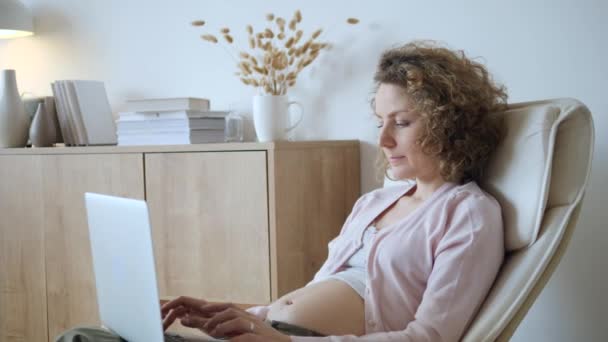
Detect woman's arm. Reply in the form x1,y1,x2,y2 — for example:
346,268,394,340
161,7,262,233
290,192,504,342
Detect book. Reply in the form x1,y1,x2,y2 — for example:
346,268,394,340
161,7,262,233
117,130,225,146
125,97,210,113
59,80,84,145
65,81,88,145
50,80,117,146
71,80,117,145
117,110,229,120
51,82,75,145
50,82,66,144
116,118,225,132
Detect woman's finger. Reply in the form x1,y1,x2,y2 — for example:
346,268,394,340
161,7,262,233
197,302,239,316
210,317,253,337
161,296,207,316
162,306,188,331
161,303,182,319
203,307,244,332
180,314,209,330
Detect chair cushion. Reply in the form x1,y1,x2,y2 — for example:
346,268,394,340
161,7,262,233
480,101,558,251
480,98,595,251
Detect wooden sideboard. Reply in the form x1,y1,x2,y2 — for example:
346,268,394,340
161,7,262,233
0,140,360,342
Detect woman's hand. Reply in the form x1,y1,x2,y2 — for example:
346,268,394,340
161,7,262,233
201,302,291,342
161,296,216,332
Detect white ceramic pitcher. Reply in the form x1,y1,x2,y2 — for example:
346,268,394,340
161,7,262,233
252,95,303,142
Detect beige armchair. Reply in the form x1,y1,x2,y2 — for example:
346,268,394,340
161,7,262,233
385,98,595,341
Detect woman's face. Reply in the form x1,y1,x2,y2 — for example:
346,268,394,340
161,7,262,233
374,83,442,182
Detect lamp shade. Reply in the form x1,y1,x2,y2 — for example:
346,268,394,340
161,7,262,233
0,0,34,39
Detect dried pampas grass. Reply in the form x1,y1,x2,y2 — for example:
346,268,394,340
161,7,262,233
201,34,218,43
191,10,360,95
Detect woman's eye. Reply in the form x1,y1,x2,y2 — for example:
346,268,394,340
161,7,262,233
395,121,410,127
376,122,383,128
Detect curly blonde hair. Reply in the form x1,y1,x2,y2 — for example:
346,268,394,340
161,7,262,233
373,40,508,184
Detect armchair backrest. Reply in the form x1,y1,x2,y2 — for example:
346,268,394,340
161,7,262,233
384,98,595,341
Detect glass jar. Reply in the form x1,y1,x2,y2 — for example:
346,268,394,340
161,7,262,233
224,111,244,142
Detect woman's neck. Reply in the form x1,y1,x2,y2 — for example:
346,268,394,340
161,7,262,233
410,177,447,202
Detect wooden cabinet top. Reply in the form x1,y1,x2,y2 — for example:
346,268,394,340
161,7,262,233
0,140,359,155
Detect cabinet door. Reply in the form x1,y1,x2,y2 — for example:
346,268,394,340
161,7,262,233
42,154,144,341
0,155,48,342
145,151,270,304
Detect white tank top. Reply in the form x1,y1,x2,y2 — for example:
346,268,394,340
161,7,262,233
315,225,377,298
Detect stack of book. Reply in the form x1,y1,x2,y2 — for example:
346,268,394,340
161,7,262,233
51,80,117,146
116,97,228,146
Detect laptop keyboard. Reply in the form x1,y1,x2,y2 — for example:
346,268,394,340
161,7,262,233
164,333,187,342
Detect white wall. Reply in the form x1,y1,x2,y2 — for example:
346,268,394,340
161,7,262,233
1,0,606,340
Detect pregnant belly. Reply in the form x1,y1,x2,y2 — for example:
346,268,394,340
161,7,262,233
266,279,365,336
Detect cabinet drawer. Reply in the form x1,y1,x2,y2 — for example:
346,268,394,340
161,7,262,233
145,151,271,304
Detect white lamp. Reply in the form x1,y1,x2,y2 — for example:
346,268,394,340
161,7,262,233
0,0,34,39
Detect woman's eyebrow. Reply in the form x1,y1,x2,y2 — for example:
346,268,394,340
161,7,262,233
374,110,413,118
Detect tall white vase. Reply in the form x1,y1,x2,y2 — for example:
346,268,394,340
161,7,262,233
0,69,30,147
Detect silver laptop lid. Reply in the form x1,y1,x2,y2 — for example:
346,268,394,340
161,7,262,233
85,192,164,342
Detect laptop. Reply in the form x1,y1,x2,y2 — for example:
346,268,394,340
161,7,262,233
84,192,223,342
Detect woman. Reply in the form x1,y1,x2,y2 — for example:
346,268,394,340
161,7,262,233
161,40,508,342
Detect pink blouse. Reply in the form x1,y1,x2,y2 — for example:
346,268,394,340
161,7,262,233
248,181,504,341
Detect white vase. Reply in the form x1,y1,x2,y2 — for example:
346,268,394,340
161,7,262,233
29,101,59,147
252,95,303,142
0,69,30,148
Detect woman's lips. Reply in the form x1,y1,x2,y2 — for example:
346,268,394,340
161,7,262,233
389,156,405,164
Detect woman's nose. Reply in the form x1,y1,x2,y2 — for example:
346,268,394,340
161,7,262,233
379,126,395,148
